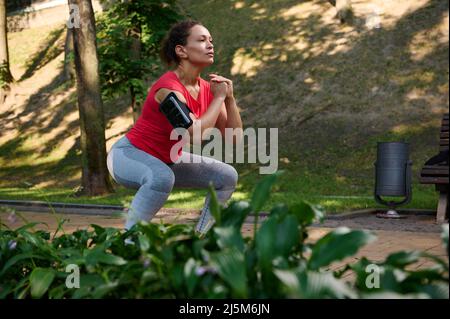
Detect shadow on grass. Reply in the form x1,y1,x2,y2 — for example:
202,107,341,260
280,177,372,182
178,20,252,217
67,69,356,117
187,1,446,132
184,0,447,200
1,0,447,208
1,71,132,189
19,26,66,81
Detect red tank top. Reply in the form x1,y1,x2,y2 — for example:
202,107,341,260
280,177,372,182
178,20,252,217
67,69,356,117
126,71,214,163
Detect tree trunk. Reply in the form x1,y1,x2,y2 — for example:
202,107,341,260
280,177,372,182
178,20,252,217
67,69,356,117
129,25,142,123
63,26,76,82
69,0,113,196
0,0,13,102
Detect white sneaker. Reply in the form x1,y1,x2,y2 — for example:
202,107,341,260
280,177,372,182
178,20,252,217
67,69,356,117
195,208,215,235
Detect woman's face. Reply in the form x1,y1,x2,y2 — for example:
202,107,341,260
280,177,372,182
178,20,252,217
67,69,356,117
177,25,214,67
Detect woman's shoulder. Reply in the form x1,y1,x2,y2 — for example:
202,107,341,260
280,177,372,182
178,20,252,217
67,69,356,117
154,71,179,85
151,71,184,92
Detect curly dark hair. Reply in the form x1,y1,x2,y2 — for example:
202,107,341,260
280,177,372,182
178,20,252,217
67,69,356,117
160,20,203,66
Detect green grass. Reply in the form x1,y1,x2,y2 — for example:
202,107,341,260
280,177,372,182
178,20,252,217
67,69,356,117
1,0,447,215
0,168,438,214
8,22,66,78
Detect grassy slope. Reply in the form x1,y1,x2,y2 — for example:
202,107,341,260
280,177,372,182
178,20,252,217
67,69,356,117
0,0,448,213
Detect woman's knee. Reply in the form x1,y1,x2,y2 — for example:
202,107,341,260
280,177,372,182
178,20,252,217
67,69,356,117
144,169,175,193
219,164,238,191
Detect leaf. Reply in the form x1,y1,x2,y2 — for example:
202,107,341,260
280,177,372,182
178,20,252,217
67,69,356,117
416,283,449,299
183,258,199,295
16,285,30,299
48,285,67,299
221,201,251,228
309,227,376,270
208,183,221,225
85,247,127,266
93,252,127,266
214,226,245,252
255,217,277,271
0,283,14,299
164,224,192,240
14,222,45,233
274,269,357,299
378,267,404,292
274,215,299,257
384,251,422,268
250,172,282,213
138,234,150,252
289,200,324,226
79,274,106,288
92,282,119,298
405,268,447,282
10,276,30,299
0,253,47,277
210,248,248,298
30,268,56,299
269,203,289,219
441,224,448,255
299,271,357,299
19,230,44,247
169,264,184,291
273,269,299,292
139,223,163,241
91,224,105,236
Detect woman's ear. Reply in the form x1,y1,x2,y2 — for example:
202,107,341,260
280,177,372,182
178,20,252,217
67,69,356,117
175,45,188,60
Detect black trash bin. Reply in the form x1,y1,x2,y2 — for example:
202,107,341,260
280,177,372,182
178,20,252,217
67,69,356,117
374,142,412,214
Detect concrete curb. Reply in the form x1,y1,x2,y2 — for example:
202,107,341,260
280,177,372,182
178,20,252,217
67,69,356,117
0,200,264,217
0,199,436,219
0,199,125,216
325,208,437,220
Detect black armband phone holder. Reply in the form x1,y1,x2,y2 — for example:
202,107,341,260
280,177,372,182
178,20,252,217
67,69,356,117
159,92,193,129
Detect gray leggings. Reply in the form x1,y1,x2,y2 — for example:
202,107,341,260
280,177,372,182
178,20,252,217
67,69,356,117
107,136,238,232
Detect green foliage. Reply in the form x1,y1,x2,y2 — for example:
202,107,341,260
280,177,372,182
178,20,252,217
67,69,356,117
442,224,449,255
96,0,182,104
0,61,13,89
0,175,448,298
30,268,56,298
309,228,376,270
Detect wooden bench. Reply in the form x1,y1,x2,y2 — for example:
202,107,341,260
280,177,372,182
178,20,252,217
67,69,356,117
419,113,449,223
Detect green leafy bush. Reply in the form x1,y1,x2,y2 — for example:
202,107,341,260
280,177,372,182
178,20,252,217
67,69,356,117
96,0,181,109
0,174,448,298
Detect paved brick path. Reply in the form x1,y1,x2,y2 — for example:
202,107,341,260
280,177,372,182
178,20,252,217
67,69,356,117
1,209,447,275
